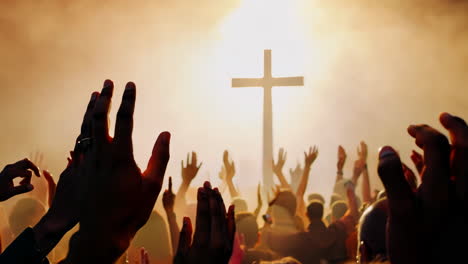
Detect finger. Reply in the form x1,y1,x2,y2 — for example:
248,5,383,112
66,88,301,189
114,82,136,153
143,132,171,210
43,170,54,184
187,153,190,167
192,152,197,166
440,112,468,201
407,124,451,203
93,79,114,147
6,166,33,181
10,184,34,197
175,217,193,262
198,162,203,170
79,92,99,141
223,150,228,164
377,146,415,218
192,185,211,248
210,188,227,249
10,159,40,178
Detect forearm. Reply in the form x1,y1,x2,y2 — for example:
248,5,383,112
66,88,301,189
296,166,310,199
361,167,372,203
175,181,190,207
274,171,291,189
226,179,240,198
336,171,344,183
165,210,180,256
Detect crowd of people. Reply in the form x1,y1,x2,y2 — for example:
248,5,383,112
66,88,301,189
0,80,466,264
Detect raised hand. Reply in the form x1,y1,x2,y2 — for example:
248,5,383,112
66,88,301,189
223,150,236,182
0,159,40,201
174,182,236,264
410,150,424,175
377,112,468,264
352,159,366,183
272,148,287,176
357,141,368,162
272,148,291,189
337,145,347,181
181,152,202,184
304,146,318,167
163,177,176,213
65,80,170,263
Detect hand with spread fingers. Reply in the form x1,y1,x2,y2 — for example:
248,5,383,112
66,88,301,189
174,182,236,264
63,80,171,263
181,152,202,185
0,158,40,201
272,148,290,189
377,112,468,264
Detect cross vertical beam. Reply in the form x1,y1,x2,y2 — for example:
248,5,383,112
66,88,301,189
231,50,304,191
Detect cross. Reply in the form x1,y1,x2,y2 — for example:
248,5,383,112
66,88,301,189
232,49,304,191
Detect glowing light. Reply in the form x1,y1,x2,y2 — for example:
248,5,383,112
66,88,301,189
215,0,307,111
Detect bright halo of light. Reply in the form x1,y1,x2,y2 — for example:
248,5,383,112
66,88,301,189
214,0,308,111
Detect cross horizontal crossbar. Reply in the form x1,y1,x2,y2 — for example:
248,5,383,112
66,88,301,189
232,76,304,88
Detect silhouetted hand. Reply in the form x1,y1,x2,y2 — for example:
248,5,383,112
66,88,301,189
337,145,347,175
378,112,468,264
163,177,176,213
410,150,424,175
223,150,236,182
0,158,40,201
181,152,202,184
272,148,287,176
66,80,170,263
174,182,235,264
304,146,318,168
31,93,99,261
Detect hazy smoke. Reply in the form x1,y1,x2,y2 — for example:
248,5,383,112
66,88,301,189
1,0,468,210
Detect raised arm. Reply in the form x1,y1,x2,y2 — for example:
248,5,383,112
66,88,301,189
163,177,179,256
336,145,347,183
223,150,239,198
297,146,318,199
296,147,318,217
272,148,291,189
176,152,202,208
353,141,372,203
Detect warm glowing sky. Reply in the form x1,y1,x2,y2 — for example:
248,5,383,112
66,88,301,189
1,0,468,208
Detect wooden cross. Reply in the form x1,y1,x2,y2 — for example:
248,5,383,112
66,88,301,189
232,49,304,190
